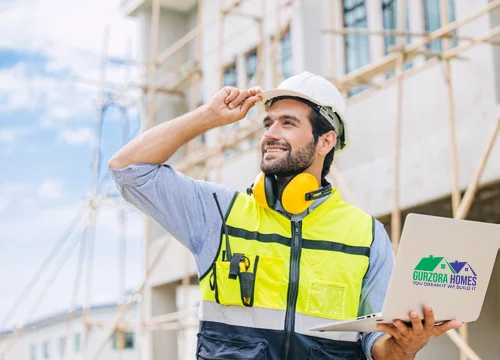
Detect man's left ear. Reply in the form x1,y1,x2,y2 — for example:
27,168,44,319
317,130,337,156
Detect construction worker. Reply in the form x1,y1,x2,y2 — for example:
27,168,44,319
108,72,462,359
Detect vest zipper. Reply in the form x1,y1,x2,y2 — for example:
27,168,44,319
284,221,302,360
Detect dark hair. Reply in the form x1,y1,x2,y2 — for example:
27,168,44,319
308,108,336,179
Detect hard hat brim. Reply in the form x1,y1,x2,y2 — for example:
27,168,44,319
257,89,346,124
258,89,322,110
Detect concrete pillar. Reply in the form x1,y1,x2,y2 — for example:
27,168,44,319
489,5,500,103
332,0,346,79
151,283,179,359
366,0,384,62
176,284,201,360
366,0,385,85
408,0,426,67
136,6,196,360
138,8,189,163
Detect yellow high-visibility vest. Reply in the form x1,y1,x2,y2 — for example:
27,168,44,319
198,189,373,359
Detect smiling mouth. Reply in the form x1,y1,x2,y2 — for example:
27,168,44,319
265,149,288,153
263,148,288,160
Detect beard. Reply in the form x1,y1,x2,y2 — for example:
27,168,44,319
260,139,316,177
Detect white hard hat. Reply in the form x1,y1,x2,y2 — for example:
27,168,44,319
259,71,347,149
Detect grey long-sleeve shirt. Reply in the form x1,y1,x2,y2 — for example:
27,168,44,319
109,163,395,359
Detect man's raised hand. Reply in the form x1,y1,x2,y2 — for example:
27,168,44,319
207,86,262,126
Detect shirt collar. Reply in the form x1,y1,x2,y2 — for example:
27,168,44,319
274,193,332,221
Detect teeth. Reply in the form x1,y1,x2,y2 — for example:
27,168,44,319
266,149,286,153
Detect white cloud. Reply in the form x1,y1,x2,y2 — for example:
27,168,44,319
59,127,95,146
20,198,38,213
0,0,139,61
0,197,8,214
0,128,31,143
0,0,141,130
0,62,97,126
51,106,72,119
38,179,64,200
40,106,74,127
0,64,50,112
0,183,32,214
40,105,83,128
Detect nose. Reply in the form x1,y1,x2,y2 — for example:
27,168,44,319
264,121,281,141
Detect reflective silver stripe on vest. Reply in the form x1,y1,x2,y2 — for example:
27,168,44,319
199,300,285,330
200,301,360,342
294,312,361,342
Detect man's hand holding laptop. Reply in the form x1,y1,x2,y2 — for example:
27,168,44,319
372,306,462,359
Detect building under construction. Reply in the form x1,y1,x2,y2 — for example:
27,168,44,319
1,0,500,359
123,0,500,358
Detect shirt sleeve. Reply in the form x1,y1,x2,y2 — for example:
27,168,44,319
108,163,237,276
359,219,395,360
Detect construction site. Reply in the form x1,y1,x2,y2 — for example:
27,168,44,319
1,0,500,359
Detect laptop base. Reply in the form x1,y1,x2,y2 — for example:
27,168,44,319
309,314,386,333
309,313,456,333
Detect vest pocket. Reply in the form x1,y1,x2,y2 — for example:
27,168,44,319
308,344,363,360
214,255,284,309
305,281,347,320
253,256,285,309
214,260,249,306
197,333,268,360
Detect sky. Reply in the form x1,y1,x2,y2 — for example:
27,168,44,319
0,0,148,330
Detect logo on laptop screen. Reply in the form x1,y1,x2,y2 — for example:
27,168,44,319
413,255,477,291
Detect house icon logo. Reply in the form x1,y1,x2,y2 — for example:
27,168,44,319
413,255,478,291
448,261,477,276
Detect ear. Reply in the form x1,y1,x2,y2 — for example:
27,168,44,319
316,130,337,156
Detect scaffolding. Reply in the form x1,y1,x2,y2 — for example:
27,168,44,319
1,0,500,359
133,1,500,359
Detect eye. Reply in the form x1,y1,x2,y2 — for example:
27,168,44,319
284,120,293,126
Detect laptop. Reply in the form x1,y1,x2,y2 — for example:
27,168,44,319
309,213,500,333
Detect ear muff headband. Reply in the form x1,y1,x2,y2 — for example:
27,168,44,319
264,174,278,208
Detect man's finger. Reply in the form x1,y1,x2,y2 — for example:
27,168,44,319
248,86,262,95
423,306,435,332
240,95,261,114
224,88,240,104
392,320,410,337
434,320,463,336
410,312,424,335
376,324,402,341
229,90,249,109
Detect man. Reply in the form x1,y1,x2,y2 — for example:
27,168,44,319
108,71,461,359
